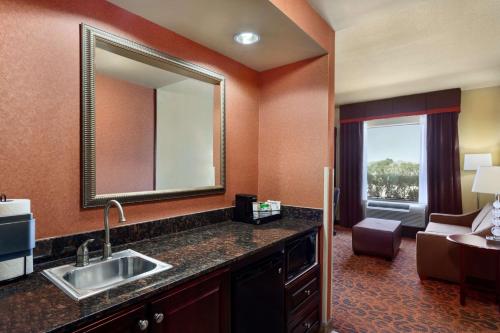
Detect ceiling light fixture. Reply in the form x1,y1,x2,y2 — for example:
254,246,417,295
234,32,260,45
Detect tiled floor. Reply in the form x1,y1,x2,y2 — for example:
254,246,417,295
327,226,499,333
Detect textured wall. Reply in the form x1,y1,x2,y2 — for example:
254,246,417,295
0,0,336,239
258,56,330,208
263,1,335,322
459,86,500,212
95,73,155,194
259,0,335,208
0,0,259,238
269,0,333,52
155,79,215,189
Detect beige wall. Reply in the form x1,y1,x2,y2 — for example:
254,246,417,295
459,86,500,213
156,79,215,190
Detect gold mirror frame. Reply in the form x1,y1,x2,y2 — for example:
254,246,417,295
81,24,226,208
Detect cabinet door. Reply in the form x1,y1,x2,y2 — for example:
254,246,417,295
150,269,230,333
231,252,285,333
73,305,148,333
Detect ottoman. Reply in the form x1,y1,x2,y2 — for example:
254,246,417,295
352,218,402,260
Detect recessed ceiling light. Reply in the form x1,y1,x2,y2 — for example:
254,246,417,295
234,32,260,45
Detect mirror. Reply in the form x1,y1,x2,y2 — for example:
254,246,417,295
81,24,225,207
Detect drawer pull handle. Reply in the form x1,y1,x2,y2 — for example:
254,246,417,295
278,267,282,274
154,312,164,324
305,289,311,296
303,322,312,329
137,319,149,331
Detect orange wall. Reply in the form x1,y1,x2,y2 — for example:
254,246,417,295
265,0,336,205
0,0,333,240
95,74,155,194
0,0,259,238
258,56,330,208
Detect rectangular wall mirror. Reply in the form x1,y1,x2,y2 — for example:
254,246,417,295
81,24,225,207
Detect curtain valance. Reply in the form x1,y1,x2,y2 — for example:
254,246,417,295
339,88,460,124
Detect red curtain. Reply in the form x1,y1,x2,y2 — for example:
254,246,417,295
427,112,463,216
338,88,463,225
339,88,460,124
339,122,364,227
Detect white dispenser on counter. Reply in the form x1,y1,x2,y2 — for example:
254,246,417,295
0,196,35,282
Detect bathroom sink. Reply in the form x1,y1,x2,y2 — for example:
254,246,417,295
42,249,172,301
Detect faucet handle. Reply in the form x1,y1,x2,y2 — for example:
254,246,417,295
76,239,94,267
79,238,95,250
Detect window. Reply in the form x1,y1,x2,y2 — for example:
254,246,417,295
363,116,427,203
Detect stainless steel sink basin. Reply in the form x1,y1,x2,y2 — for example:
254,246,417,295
42,249,172,301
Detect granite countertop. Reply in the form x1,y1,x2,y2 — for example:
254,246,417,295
0,218,321,333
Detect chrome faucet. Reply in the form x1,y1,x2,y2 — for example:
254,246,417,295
102,200,126,260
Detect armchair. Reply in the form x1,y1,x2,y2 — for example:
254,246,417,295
416,203,494,283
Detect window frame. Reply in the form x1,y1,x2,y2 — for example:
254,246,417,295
363,115,427,204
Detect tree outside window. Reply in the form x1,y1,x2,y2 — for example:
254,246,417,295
365,116,423,202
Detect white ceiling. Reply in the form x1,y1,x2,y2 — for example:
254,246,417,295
108,0,326,72
95,47,187,88
308,0,500,105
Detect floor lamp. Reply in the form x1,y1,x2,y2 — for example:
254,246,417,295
463,153,492,209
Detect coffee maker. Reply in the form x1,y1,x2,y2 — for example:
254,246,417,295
233,194,257,223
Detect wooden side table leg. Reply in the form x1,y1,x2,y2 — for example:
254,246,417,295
459,246,466,306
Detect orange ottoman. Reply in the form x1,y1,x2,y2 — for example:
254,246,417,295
352,218,402,260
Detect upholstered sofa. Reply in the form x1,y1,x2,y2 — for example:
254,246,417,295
416,203,495,283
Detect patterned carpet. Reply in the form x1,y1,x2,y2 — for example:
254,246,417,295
329,226,499,333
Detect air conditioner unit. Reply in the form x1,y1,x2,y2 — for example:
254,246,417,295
364,201,427,228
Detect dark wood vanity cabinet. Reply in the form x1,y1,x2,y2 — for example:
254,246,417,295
231,228,321,333
286,265,321,333
150,269,230,333
231,250,285,333
73,305,149,333
73,269,230,333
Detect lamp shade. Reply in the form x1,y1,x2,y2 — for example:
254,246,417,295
472,166,500,194
463,153,492,171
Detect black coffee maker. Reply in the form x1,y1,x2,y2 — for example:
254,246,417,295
233,194,257,223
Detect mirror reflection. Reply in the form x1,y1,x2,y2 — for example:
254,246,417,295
93,41,222,195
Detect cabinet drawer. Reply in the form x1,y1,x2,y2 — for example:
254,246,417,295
288,301,320,333
73,305,148,333
286,265,319,315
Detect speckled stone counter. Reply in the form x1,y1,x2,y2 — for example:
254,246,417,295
0,218,321,333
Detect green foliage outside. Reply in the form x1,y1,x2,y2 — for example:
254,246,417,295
367,159,419,202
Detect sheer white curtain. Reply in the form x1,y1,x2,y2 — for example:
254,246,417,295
418,115,428,204
361,116,427,204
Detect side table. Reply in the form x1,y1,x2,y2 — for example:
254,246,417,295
447,234,500,311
